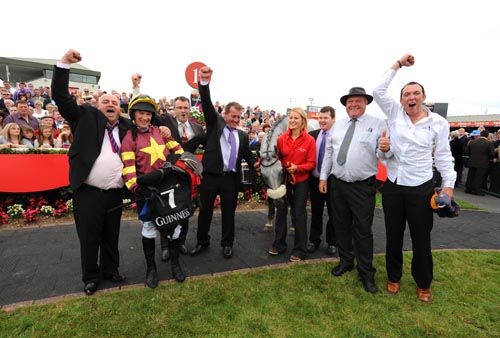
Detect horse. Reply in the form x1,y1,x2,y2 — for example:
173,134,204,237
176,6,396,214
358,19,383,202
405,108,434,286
259,115,319,202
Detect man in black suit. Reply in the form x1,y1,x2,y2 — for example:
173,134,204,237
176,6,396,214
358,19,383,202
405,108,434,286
156,96,206,260
465,130,495,195
307,106,337,255
52,49,130,296
450,128,468,186
190,66,255,259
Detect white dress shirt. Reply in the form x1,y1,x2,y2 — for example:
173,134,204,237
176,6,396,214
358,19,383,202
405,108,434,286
373,69,456,188
320,113,386,182
177,120,195,141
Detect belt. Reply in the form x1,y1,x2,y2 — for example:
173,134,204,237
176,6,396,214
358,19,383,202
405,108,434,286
82,183,123,193
335,175,376,184
221,171,237,176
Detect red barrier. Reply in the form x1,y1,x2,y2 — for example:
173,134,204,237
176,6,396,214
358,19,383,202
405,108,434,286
0,154,70,193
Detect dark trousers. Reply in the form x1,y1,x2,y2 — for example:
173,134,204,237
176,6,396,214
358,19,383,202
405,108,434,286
490,162,500,193
309,176,336,246
196,172,238,247
273,180,309,258
454,158,464,184
382,179,434,289
267,198,275,220
73,184,123,284
330,176,376,281
465,167,488,194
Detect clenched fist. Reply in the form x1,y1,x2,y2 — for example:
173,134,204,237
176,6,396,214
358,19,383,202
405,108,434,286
399,53,415,67
131,73,142,88
199,66,213,83
61,49,82,64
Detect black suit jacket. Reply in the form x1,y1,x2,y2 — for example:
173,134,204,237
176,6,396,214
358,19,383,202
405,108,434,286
156,113,205,153
465,138,495,169
198,83,254,177
51,66,131,190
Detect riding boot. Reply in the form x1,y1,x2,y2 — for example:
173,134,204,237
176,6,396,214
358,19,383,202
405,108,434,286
160,234,170,262
142,237,158,288
169,240,186,283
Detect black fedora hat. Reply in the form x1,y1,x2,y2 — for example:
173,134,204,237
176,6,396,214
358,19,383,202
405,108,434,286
340,87,373,106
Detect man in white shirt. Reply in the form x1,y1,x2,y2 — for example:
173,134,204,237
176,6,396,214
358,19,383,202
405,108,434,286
320,88,386,294
373,53,456,303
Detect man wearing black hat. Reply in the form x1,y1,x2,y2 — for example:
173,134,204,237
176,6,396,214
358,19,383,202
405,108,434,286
373,54,456,303
319,87,386,294
52,49,131,296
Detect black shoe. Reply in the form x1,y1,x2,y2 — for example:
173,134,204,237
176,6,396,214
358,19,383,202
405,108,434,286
190,243,209,256
179,244,188,255
326,245,338,256
146,269,158,288
331,264,354,277
171,264,186,283
361,279,378,294
161,249,170,262
306,242,320,253
84,282,98,296
103,273,126,283
223,246,233,259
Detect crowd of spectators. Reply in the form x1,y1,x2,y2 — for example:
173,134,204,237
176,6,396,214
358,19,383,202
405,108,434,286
1,79,500,196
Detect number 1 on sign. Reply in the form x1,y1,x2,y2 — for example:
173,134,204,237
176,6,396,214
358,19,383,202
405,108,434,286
160,188,177,208
192,68,198,85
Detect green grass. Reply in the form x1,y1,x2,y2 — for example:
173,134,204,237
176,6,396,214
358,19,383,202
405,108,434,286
375,193,482,210
1,251,499,337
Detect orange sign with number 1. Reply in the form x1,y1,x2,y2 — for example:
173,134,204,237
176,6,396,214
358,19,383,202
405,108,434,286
185,62,207,89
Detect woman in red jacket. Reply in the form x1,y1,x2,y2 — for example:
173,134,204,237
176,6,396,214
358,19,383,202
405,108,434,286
268,107,316,262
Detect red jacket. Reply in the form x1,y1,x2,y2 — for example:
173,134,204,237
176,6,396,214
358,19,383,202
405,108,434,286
277,129,316,183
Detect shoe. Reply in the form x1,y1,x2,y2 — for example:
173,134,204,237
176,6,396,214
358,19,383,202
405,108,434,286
223,246,233,259
417,288,431,303
326,245,338,256
361,279,378,294
387,281,400,294
331,264,354,277
171,264,186,282
84,282,98,296
145,268,158,288
268,247,286,256
103,273,126,283
190,243,209,256
161,249,170,262
306,242,320,253
289,255,303,262
179,244,188,255
264,219,273,229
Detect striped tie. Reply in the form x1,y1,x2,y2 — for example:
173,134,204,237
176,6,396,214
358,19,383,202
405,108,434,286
106,123,120,153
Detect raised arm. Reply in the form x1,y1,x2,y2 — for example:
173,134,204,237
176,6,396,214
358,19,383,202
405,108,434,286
198,66,218,127
51,49,84,125
373,53,415,119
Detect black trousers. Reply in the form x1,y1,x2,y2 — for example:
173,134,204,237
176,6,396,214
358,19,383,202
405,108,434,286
196,172,238,247
465,167,488,194
72,184,123,284
382,179,434,289
309,176,336,246
273,180,309,258
330,176,376,281
453,158,464,184
490,162,500,193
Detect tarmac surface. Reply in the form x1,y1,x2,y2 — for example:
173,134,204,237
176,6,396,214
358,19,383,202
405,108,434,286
0,185,498,308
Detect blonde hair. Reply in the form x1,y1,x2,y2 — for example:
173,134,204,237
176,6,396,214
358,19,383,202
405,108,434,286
37,125,55,147
290,107,308,131
2,123,22,143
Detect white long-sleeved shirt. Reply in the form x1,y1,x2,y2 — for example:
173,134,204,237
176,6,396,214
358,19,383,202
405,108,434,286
320,113,386,182
372,69,456,188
